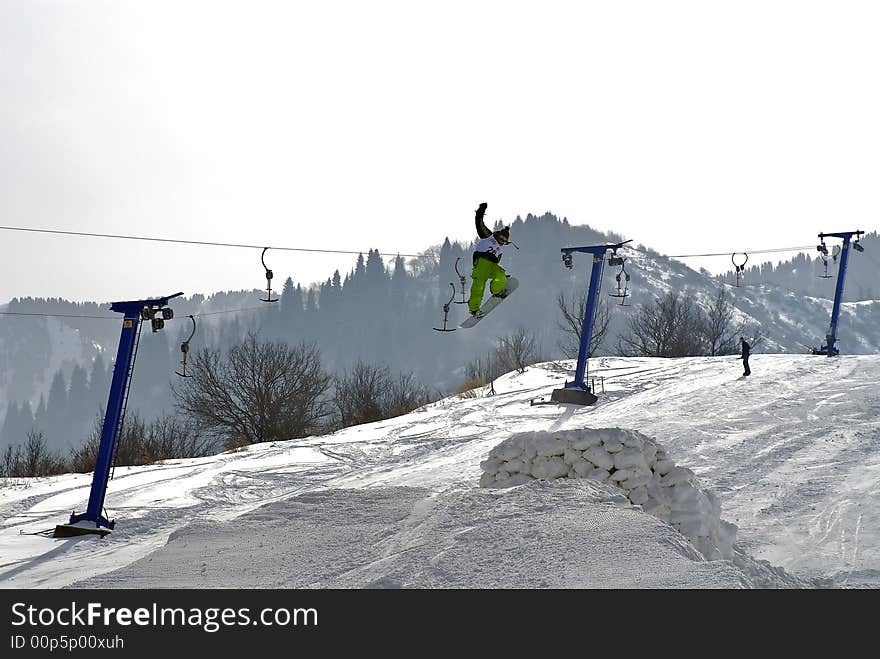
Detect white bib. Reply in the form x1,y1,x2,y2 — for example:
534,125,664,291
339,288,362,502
475,235,503,260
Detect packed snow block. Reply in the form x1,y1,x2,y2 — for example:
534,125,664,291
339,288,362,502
653,458,675,476
671,483,714,513
646,479,671,504
563,448,583,466
640,443,658,466
488,434,530,459
531,456,568,480
583,446,615,470
628,485,650,506
670,485,714,517
621,432,645,450
601,434,624,453
572,458,595,477
479,427,737,562
620,469,652,491
570,435,602,450
493,444,524,462
480,457,503,473
535,435,567,457
641,498,671,521
613,447,651,472
495,473,532,488
660,466,695,487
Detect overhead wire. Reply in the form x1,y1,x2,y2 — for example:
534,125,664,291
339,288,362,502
0,311,117,320
0,224,422,259
0,305,270,321
192,306,268,317
626,244,817,259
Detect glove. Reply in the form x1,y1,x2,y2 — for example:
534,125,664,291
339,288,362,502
477,202,487,213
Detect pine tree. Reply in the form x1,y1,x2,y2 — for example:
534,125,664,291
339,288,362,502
88,354,110,414
438,238,455,291
45,370,69,451
1,401,20,448
34,395,47,434
67,364,91,440
281,277,302,318
19,401,35,446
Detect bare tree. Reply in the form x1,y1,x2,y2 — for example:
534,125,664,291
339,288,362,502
69,411,215,473
495,327,542,374
333,361,387,428
383,371,436,418
465,352,503,384
23,430,48,476
5,430,67,477
408,246,441,278
2,443,20,478
556,291,611,357
460,351,504,396
332,361,435,428
173,333,331,446
700,287,743,356
617,291,705,357
147,414,216,460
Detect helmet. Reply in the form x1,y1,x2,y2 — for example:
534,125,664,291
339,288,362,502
494,226,510,244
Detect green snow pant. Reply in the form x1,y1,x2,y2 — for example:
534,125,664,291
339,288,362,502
469,258,507,313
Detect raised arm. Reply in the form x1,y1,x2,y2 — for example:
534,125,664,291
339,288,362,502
475,202,491,238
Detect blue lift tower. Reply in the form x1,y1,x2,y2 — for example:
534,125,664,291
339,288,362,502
811,231,864,356
54,292,183,538
551,240,632,405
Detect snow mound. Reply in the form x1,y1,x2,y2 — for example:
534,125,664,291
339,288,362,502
480,427,738,561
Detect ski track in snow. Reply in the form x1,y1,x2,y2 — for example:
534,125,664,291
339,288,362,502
1,355,879,588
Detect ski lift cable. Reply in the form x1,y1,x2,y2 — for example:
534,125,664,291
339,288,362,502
0,311,118,320
0,305,268,321
192,306,267,317
0,224,421,259
661,245,816,258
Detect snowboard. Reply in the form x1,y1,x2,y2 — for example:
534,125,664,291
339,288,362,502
459,277,519,329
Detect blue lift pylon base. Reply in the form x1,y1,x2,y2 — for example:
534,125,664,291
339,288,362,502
54,292,182,539
550,386,598,405
810,231,864,357
551,240,631,405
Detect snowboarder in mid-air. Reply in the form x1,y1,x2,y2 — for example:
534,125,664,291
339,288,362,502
740,336,751,376
468,202,512,318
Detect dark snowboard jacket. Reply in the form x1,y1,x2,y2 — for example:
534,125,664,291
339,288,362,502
473,209,502,266
741,341,751,359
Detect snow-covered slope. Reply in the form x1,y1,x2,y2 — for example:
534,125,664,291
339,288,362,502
1,354,878,588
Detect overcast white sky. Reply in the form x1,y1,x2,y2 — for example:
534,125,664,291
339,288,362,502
1,1,878,303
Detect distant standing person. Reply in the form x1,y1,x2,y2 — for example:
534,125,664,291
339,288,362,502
740,337,751,377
